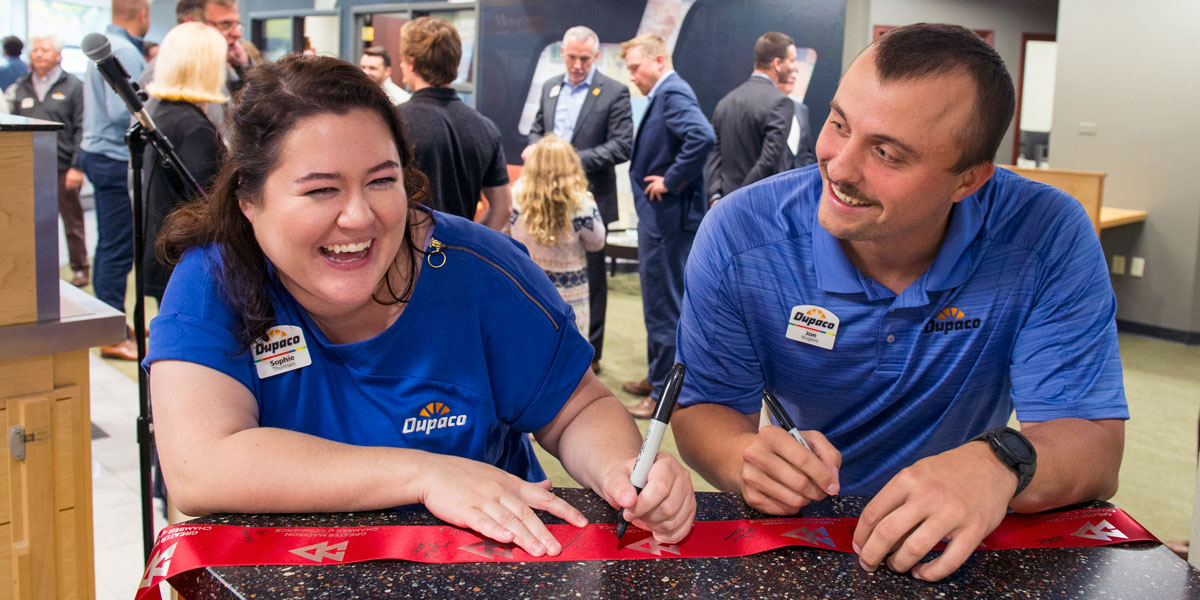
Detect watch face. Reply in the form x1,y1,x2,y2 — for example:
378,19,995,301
998,430,1036,462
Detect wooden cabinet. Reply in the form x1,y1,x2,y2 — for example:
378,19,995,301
0,116,126,598
1,352,93,599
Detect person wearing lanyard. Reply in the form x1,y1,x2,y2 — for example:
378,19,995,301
145,55,695,555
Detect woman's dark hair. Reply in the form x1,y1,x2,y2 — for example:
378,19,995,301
157,53,430,350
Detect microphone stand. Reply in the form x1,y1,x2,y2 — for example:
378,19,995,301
123,100,208,561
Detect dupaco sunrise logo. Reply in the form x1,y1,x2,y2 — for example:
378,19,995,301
923,306,983,335
402,401,468,435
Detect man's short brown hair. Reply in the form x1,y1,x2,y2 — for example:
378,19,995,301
177,0,235,24
400,17,460,87
113,0,149,22
753,32,794,70
620,33,669,63
362,46,391,68
869,23,1015,172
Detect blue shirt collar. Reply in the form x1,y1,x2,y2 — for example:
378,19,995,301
812,183,988,306
561,66,595,89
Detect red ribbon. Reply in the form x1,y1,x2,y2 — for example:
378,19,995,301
136,506,1156,599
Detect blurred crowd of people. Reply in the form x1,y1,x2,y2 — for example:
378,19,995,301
3,6,815,402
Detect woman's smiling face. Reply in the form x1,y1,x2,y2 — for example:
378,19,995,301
240,108,409,323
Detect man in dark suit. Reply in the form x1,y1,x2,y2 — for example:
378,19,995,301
705,32,796,203
619,34,715,418
524,26,633,374
777,62,817,170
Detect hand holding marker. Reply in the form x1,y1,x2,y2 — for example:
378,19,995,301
761,388,842,509
616,363,686,539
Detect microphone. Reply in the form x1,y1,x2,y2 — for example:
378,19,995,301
81,32,157,133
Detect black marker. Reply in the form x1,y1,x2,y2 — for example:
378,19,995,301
617,363,685,540
761,388,841,507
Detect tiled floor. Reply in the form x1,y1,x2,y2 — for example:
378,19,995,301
90,353,169,599
64,203,168,599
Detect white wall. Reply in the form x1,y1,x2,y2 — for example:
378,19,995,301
1053,0,1200,335
844,0,1059,165
1019,40,1056,132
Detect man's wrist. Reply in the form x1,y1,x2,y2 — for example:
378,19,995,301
971,427,1037,497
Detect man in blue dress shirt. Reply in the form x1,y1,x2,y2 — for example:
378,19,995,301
524,26,634,377
79,0,150,361
671,23,1127,582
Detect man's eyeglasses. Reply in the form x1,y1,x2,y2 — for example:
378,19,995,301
206,19,242,32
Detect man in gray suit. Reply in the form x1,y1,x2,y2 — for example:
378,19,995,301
705,32,796,203
524,25,634,374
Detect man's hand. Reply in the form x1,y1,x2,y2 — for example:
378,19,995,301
854,441,1016,582
643,175,668,201
601,452,696,543
65,168,84,191
227,40,249,68
520,144,535,162
741,426,841,515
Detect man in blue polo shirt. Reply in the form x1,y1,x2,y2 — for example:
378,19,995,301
671,23,1127,583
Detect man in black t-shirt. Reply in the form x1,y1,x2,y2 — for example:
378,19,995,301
397,17,510,228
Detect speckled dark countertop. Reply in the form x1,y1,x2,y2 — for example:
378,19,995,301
170,490,1200,599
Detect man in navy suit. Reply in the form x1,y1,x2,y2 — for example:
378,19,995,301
524,26,634,375
619,34,715,417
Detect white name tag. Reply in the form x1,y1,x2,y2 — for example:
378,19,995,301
252,325,312,379
785,304,840,350
20,97,34,109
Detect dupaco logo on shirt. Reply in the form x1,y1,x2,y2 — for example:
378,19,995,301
923,306,982,335
403,402,468,435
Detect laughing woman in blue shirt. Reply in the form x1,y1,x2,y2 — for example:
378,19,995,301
145,54,695,554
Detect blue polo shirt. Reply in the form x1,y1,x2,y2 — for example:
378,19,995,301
676,165,1128,495
145,210,593,482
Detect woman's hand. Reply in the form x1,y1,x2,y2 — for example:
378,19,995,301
601,452,696,543
417,454,588,556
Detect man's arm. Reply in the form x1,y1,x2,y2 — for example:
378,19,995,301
480,184,512,231
660,90,716,194
704,115,724,201
673,402,841,514
528,82,548,144
575,86,633,172
856,191,1128,581
522,82,550,161
854,417,1123,582
740,94,793,186
69,78,84,171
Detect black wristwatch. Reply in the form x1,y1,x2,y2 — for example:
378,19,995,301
971,427,1037,497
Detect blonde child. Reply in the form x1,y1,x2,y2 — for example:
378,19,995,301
510,135,606,332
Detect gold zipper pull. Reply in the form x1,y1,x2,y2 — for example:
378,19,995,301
427,237,447,268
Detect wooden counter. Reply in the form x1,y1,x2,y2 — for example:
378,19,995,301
1,115,127,599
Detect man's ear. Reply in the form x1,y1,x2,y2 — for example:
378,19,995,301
951,162,995,204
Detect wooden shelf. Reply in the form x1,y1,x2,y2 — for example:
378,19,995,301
1100,207,1148,229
